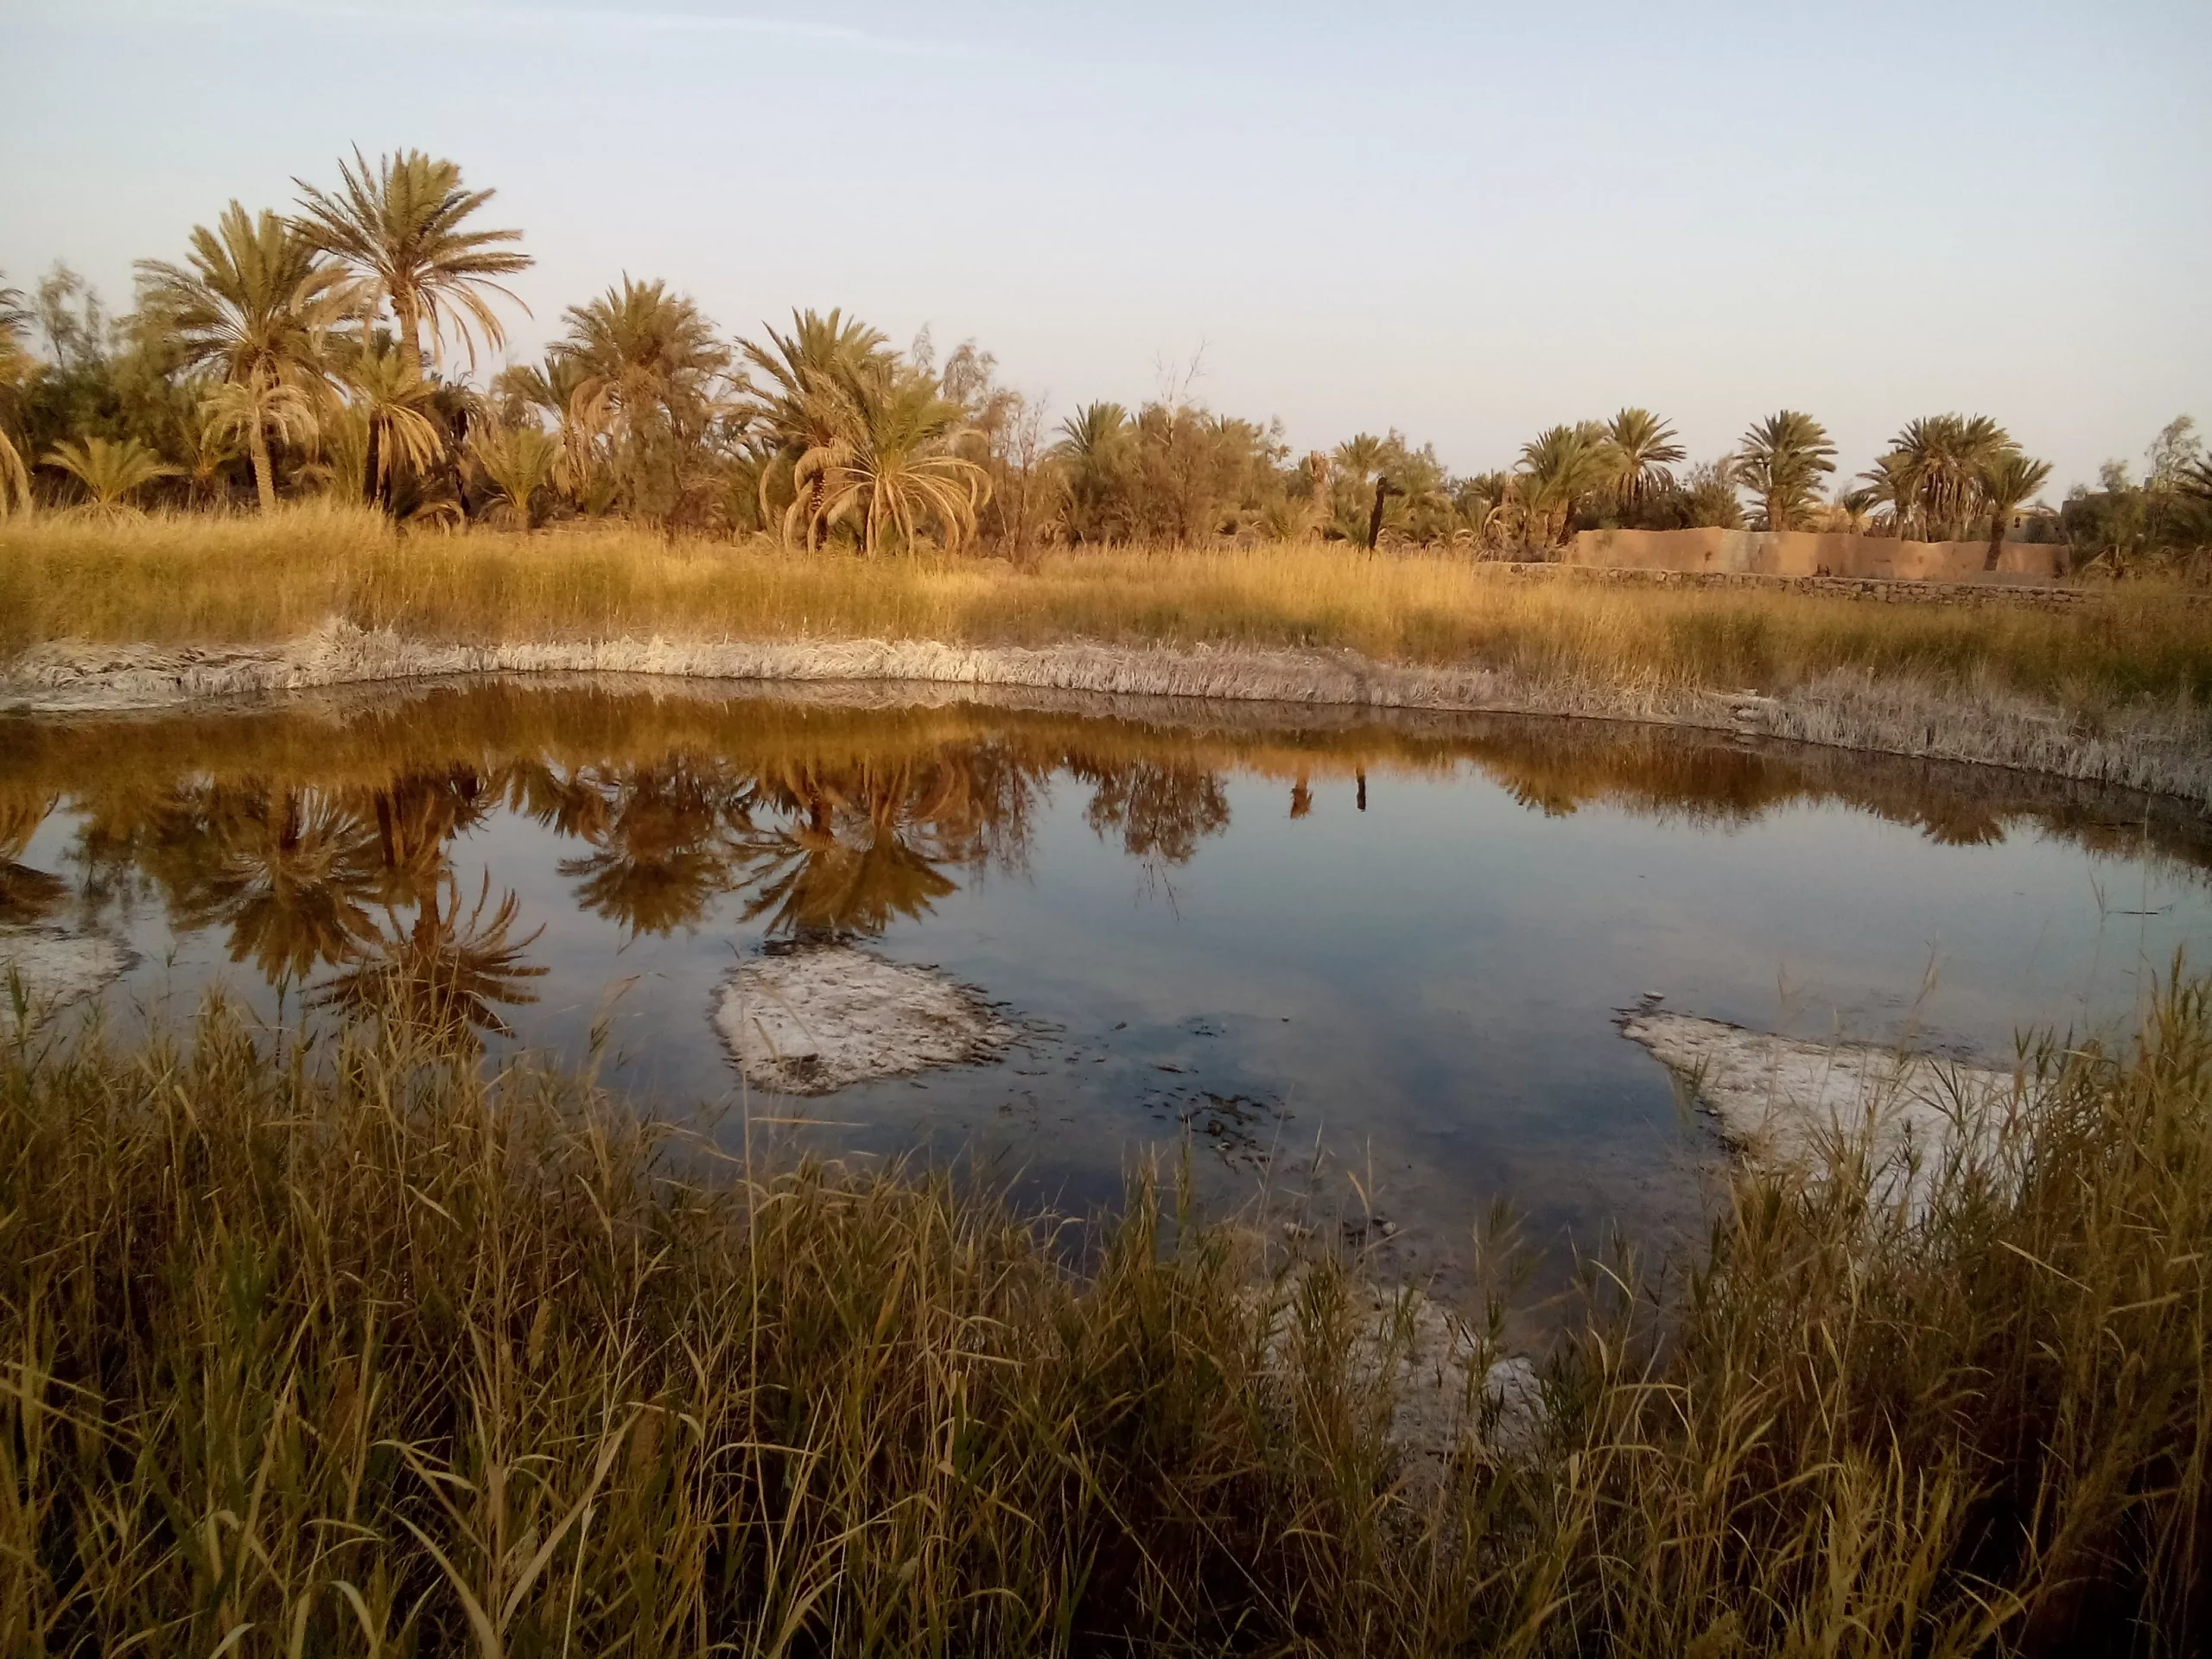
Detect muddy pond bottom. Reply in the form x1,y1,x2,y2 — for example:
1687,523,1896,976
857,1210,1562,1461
4,677,2209,1290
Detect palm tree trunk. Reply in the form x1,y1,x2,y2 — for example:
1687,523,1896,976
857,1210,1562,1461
396,292,425,372
1985,514,2006,573
249,417,276,514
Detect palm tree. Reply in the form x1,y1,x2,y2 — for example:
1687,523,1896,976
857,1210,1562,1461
0,275,35,514
1733,410,1836,531
1978,449,2052,571
137,204,352,512
1051,400,1132,543
335,336,446,509
556,277,733,527
1516,423,1618,547
40,436,180,516
741,308,897,537
1605,408,1685,516
1869,415,2012,541
467,417,562,529
786,365,989,555
294,148,531,372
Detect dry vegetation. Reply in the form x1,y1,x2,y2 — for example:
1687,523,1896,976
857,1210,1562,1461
5,507,2212,715
1,976,2206,1655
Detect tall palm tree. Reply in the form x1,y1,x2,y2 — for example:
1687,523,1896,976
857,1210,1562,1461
137,204,352,512
335,336,446,509
1978,449,2052,570
40,436,180,516
294,148,531,372
1605,408,1685,515
1734,410,1836,531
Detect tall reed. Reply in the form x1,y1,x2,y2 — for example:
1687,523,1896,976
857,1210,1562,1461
4,505,2209,712
0,976,2205,1654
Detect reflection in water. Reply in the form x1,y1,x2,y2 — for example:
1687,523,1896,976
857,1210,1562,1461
1,795,67,925
314,874,547,1046
3,683,2206,986
2,680,2205,1283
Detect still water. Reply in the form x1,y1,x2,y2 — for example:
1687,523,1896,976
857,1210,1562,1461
4,678,2208,1281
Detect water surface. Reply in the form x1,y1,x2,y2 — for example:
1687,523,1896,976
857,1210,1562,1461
4,678,2207,1286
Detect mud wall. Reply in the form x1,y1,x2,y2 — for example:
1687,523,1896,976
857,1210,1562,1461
1565,527,2065,582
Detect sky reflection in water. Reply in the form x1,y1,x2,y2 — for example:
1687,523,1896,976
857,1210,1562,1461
4,681,2209,1287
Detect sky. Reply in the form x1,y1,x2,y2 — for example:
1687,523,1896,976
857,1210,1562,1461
4,0,2209,492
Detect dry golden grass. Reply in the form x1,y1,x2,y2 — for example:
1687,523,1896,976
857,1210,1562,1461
5,505,2209,710
3,976,2208,1653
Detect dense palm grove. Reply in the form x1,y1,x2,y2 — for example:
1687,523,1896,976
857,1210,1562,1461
3,149,2209,571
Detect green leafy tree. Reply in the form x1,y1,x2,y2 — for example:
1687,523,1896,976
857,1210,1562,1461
785,364,989,555
294,148,531,372
137,204,352,512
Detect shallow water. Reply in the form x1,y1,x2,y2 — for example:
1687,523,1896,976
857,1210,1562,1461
4,677,2209,1286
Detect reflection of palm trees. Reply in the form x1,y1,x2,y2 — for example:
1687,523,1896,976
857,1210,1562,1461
731,757,983,940
0,794,67,926
359,768,493,910
315,874,545,1045
550,759,745,937
145,785,385,982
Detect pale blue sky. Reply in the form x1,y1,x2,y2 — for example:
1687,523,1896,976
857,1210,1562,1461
4,0,2208,490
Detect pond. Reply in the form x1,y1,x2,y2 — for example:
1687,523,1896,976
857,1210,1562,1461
4,677,2209,1288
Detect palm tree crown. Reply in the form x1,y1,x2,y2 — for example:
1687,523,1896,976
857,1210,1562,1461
137,203,353,512
1734,410,1837,531
295,148,531,371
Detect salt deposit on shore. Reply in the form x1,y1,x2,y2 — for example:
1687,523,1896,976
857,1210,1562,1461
713,945,1012,1095
0,929,134,1036
1621,1010,2031,1186
6,621,2206,808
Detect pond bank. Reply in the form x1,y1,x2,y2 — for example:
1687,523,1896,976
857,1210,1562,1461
7,620,2209,808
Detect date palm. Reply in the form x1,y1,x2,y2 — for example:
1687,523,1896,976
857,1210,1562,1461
786,365,989,555
1979,449,2052,570
1872,415,2012,541
1516,423,1618,547
41,436,180,516
295,148,531,372
1734,410,1836,531
741,308,896,536
1051,400,1132,543
0,276,34,514
556,277,732,525
467,417,562,529
138,204,352,512
1605,408,1685,514
336,337,446,508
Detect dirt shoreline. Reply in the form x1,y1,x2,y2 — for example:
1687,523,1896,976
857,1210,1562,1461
5,620,2208,809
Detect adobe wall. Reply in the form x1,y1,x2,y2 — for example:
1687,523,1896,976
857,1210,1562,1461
1566,526,2066,582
